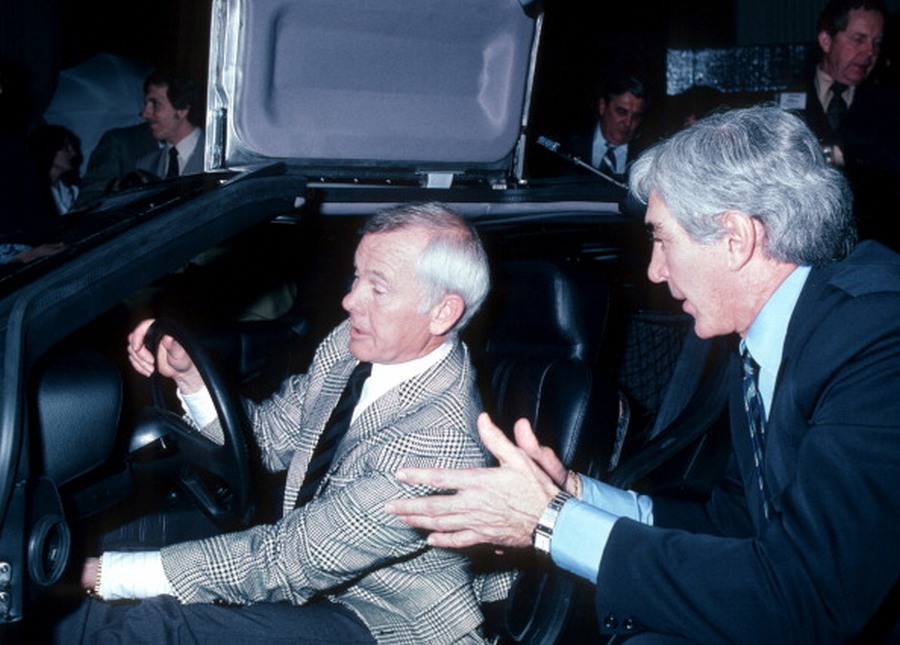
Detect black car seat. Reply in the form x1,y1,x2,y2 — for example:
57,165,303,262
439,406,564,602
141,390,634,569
36,350,123,488
606,321,733,498
463,259,621,644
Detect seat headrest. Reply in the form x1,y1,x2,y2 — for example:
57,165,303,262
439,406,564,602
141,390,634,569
36,351,122,484
476,260,609,363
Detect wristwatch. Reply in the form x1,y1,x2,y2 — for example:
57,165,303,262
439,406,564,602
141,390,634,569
532,491,573,555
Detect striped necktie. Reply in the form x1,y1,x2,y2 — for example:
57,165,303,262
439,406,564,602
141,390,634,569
602,145,618,174
741,348,770,520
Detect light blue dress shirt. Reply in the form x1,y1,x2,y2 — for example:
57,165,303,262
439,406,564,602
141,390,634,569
551,265,810,583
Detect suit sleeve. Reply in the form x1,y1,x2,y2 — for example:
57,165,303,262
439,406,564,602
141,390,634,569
594,291,900,643
159,422,484,605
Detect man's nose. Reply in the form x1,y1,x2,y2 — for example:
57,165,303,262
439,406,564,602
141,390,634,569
342,282,359,313
862,39,877,59
647,249,667,284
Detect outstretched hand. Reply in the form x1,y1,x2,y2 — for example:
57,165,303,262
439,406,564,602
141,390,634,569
126,318,204,394
385,412,563,549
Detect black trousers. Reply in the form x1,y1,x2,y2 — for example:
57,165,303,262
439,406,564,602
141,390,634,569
53,595,376,645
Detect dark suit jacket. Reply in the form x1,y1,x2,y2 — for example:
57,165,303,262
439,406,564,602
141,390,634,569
795,78,900,248
596,241,900,643
0,129,60,245
75,123,159,207
797,77,898,154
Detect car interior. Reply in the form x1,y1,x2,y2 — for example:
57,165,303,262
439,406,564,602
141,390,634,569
4,188,736,642
0,0,757,640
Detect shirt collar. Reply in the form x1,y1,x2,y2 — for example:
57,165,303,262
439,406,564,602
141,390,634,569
171,126,201,163
592,123,628,167
815,66,857,108
743,265,810,408
354,340,455,421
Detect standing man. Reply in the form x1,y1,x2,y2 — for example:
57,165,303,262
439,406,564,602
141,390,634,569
564,74,648,182
58,203,511,643
388,107,900,642
791,0,885,160
781,0,900,248
136,69,206,180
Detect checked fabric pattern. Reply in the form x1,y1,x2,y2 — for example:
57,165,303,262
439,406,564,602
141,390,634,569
161,321,513,643
294,361,371,508
741,347,770,520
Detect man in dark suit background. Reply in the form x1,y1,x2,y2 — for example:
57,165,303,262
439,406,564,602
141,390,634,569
799,0,885,153
388,106,900,642
135,69,206,180
75,122,158,206
781,0,900,249
76,68,205,207
562,73,648,184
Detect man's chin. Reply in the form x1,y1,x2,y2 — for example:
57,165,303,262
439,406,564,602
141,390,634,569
347,339,371,363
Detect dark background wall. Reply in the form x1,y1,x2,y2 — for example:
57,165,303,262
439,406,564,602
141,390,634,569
1,0,211,129
2,0,897,146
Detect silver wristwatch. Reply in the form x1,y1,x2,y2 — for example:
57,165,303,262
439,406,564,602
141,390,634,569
532,491,573,555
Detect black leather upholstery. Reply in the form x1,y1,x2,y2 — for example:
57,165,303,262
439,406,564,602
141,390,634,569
469,259,618,474
36,351,122,485
467,259,620,644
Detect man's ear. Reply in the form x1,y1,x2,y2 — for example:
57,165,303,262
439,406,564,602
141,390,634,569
175,106,190,122
721,210,759,271
598,98,608,119
818,30,833,55
430,294,465,336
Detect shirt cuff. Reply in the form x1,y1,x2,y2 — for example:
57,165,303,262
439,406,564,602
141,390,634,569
550,476,654,582
551,498,616,581
99,551,175,600
581,476,654,524
177,386,218,429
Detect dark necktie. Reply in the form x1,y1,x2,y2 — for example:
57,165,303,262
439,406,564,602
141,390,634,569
165,146,179,178
602,145,618,174
741,348,770,520
294,362,372,508
826,81,848,133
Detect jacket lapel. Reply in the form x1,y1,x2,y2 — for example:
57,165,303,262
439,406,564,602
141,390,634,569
328,341,467,472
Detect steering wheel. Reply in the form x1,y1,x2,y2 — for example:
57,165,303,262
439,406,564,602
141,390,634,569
129,317,255,530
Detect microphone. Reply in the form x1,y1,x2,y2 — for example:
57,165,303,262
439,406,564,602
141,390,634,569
533,134,627,189
536,136,562,153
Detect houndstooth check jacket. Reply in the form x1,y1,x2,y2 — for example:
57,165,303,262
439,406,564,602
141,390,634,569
160,320,512,644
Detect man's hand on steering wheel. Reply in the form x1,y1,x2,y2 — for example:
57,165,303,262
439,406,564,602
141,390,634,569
127,317,256,529
128,318,205,394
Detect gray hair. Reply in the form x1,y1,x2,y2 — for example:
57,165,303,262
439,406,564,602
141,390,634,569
361,202,490,330
629,105,856,266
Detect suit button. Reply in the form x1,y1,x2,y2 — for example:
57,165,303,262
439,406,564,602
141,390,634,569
623,617,639,631
603,614,619,629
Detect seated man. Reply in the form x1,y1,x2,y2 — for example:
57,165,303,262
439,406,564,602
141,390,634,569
558,73,649,184
135,69,205,180
56,202,510,644
388,107,900,642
